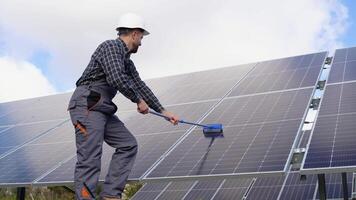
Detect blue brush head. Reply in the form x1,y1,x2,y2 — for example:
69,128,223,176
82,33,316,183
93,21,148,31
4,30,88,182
203,124,224,138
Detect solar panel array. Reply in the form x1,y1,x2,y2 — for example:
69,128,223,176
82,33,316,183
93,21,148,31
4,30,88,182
3,48,356,199
302,47,356,172
0,63,256,186
132,172,352,200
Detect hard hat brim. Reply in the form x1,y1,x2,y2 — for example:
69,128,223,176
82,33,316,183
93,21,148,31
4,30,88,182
116,27,150,36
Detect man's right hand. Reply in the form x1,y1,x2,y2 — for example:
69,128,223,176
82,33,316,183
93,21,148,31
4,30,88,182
137,99,149,114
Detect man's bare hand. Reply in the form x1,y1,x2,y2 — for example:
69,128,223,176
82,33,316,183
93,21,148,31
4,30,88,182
137,99,149,114
162,110,179,125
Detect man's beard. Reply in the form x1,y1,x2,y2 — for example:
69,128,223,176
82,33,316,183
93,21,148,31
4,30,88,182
131,45,139,53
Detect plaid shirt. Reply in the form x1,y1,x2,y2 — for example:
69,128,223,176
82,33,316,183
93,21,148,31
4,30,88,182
76,39,164,113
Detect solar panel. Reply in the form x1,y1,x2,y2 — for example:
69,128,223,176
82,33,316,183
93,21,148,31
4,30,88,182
142,64,255,105
113,63,255,110
132,172,352,200
0,120,64,157
328,47,356,84
0,121,74,185
0,51,329,194
278,172,317,200
302,47,356,172
147,88,314,178
36,100,217,183
0,93,72,126
229,52,326,97
0,98,39,118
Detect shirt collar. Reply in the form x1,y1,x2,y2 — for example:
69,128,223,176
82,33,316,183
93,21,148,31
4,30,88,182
117,38,131,58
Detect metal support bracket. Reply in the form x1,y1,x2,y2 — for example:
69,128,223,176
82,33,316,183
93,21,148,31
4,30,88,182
310,98,321,110
342,172,349,200
317,80,326,90
352,172,356,199
325,57,333,65
318,174,327,200
16,187,26,200
290,148,306,169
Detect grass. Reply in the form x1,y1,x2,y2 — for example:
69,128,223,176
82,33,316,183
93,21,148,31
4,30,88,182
0,182,143,200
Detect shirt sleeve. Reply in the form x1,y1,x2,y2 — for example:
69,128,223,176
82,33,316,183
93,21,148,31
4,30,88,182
127,59,165,113
99,41,142,103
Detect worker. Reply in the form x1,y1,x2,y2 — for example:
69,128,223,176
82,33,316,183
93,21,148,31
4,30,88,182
67,13,179,200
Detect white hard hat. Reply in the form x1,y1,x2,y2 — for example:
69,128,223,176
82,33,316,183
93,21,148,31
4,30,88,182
116,13,150,35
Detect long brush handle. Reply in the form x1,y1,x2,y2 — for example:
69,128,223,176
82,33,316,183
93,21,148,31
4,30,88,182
149,111,208,128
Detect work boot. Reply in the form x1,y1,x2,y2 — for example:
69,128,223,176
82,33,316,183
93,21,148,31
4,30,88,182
102,197,121,200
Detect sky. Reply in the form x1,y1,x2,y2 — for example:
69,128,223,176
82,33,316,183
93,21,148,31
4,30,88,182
0,0,355,103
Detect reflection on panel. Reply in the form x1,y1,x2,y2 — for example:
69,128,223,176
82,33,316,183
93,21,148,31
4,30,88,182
0,122,74,184
0,120,64,157
229,52,325,97
0,93,72,126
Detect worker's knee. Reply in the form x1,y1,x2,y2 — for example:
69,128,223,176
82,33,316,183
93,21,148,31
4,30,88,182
128,139,138,155
115,138,138,155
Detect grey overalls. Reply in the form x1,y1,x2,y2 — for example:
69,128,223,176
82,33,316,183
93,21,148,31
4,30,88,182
68,79,138,199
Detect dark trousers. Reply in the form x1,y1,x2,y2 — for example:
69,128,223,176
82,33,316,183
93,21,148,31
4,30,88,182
68,84,137,200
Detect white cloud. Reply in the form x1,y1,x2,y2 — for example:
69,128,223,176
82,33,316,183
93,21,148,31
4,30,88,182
0,57,57,103
0,0,350,97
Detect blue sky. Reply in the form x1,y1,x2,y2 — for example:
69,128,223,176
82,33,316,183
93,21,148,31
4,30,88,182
0,0,354,102
341,0,356,46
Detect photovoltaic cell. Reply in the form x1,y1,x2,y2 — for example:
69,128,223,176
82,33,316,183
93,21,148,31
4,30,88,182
229,52,326,97
303,47,356,171
147,88,313,178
